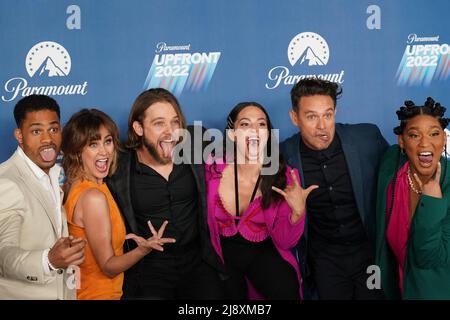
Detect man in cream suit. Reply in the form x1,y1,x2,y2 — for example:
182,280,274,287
0,95,85,299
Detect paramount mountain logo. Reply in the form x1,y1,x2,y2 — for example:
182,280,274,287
299,47,325,66
26,41,71,77
265,32,344,90
288,32,329,66
2,41,87,102
36,57,66,77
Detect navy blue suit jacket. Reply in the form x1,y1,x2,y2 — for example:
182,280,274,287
280,123,389,298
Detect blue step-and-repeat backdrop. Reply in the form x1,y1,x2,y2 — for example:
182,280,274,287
2,0,450,162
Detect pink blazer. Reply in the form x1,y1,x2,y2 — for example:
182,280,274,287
205,161,304,299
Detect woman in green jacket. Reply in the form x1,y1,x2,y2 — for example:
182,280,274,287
376,97,450,299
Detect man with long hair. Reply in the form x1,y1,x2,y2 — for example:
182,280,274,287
107,88,224,299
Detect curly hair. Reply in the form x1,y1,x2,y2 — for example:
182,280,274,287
14,94,60,128
393,97,450,135
386,97,449,229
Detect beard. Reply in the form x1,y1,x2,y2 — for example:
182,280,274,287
143,137,172,165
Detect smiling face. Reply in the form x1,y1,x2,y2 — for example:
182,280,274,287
133,101,181,165
231,105,269,163
290,94,336,150
398,114,446,181
80,125,115,184
14,109,61,174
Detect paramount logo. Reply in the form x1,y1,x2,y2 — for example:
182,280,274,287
266,32,345,90
2,41,88,102
266,66,344,90
2,77,88,102
35,56,66,77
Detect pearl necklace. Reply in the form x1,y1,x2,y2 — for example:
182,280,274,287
407,166,422,195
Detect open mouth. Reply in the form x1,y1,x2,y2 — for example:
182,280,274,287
95,159,108,173
246,136,261,159
247,136,260,146
39,146,56,162
316,133,329,142
417,151,433,167
159,139,175,158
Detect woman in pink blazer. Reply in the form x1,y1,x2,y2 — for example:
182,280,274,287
205,102,317,300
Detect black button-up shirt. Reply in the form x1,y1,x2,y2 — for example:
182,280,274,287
300,135,367,245
130,152,200,259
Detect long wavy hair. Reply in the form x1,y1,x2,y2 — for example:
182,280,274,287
126,88,186,149
210,102,287,209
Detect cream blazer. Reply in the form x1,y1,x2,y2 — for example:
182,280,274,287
0,151,76,300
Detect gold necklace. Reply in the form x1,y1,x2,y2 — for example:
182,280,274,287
407,166,422,195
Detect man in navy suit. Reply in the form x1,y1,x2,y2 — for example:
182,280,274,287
281,79,388,299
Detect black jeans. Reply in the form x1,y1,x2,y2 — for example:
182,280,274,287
123,246,224,300
221,234,299,300
308,239,384,300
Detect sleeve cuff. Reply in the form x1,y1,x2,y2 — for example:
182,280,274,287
42,248,52,275
289,211,305,226
415,195,448,227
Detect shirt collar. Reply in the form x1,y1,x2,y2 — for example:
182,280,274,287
300,133,341,160
16,146,61,182
132,150,144,174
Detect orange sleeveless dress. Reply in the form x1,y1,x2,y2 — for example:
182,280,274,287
64,180,125,300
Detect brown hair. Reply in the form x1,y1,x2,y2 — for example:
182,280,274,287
126,88,186,149
61,108,121,183
214,101,286,209
290,78,342,111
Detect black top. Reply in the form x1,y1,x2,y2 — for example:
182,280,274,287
130,151,200,258
299,134,367,246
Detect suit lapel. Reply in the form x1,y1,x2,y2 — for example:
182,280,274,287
13,153,59,235
115,151,139,234
336,127,366,226
60,188,69,237
286,134,305,187
284,134,309,241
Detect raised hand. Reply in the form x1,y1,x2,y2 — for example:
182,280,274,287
125,220,176,254
414,161,443,198
272,169,318,223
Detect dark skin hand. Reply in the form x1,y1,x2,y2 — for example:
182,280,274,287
48,236,86,269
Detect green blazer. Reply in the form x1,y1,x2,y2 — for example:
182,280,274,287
375,144,450,299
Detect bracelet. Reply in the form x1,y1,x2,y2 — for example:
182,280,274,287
45,249,59,271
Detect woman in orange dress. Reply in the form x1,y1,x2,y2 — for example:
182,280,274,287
62,109,175,300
